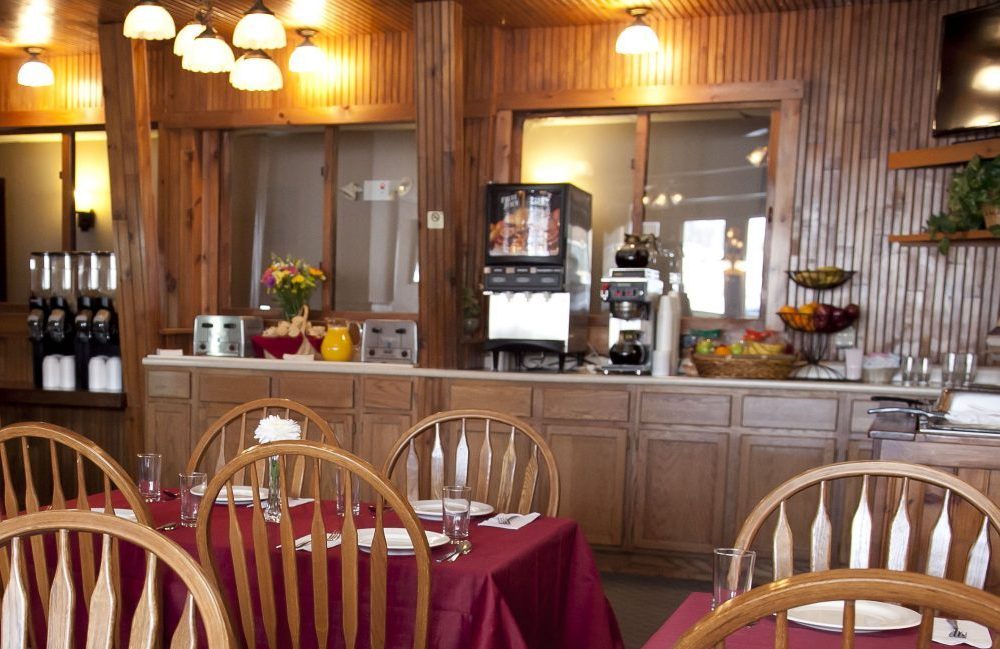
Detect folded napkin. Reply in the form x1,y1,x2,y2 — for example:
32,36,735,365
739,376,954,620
479,512,541,530
247,497,314,509
90,507,138,522
932,618,992,648
293,533,341,552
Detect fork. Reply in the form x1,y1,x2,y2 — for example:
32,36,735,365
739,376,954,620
946,618,967,639
276,532,340,551
495,514,518,526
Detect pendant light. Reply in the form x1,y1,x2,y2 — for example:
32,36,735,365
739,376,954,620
182,23,235,73
289,29,322,73
230,50,283,91
233,0,286,50
174,8,208,57
123,0,176,40
17,47,54,87
615,7,659,55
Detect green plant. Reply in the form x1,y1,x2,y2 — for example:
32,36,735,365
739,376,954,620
927,155,1000,254
461,287,481,319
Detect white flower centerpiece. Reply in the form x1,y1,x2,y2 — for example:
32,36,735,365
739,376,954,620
254,415,301,523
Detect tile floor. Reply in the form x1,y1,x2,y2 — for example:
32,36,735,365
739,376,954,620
600,572,710,649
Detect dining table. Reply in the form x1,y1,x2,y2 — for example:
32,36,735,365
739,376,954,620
642,592,988,648
88,491,624,649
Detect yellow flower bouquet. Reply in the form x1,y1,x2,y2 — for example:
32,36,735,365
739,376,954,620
260,254,326,320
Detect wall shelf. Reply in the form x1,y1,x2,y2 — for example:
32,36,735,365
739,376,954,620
888,137,1000,170
888,230,1000,245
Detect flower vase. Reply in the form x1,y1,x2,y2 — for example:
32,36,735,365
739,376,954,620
264,455,282,523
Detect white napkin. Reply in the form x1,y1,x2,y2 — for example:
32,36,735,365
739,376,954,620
293,533,342,552
90,507,138,522
932,618,992,648
478,512,541,530
248,497,314,509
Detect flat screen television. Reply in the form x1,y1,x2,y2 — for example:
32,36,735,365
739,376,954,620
933,2,1000,135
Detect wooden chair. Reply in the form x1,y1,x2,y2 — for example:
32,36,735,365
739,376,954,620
733,460,1000,589
186,398,341,478
195,440,431,649
674,568,1000,649
382,409,560,516
0,509,234,649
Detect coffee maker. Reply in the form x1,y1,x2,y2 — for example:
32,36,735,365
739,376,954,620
600,264,663,376
75,252,120,389
27,252,77,388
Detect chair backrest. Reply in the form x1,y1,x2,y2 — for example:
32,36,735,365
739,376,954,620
186,398,340,480
195,440,431,649
674,568,1000,649
733,460,1000,588
382,409,560,516
0,421,152,630
0,510,234,649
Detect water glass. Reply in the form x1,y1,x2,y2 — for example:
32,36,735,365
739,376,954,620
942,352,962,387
336,470,361,516
712,548,756,610
137,453,162,503
179,472,207,528
961,353,978,386
442,485,472,542
915,357,932,385
900,356,931,385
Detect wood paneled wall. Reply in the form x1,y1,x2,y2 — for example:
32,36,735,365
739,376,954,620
487,0,1000,359
0,50,104,126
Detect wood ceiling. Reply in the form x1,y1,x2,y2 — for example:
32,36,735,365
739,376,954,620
0,0,891,56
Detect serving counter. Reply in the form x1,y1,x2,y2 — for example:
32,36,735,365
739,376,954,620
143,355,937,580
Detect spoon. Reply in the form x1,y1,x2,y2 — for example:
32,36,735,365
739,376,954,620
447,540,472,562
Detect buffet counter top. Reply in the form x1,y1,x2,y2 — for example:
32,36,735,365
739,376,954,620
142,354,941,398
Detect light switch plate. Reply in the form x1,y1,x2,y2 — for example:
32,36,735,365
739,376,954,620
427,211,444,229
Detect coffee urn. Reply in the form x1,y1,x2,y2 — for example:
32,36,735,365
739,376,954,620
75,252,120,390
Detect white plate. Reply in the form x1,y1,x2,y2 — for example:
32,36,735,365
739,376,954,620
787,600,922,633
356,528,450,556
409,500,494,521
90,508,138,523
191,484,268,506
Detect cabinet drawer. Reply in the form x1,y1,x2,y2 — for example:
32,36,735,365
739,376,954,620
448,382,533,418
850,399,876,434
363,378,413,411
742,395,838,431
541,388,630,422
640,392,731,427
147,370,191,399
273,375,354,409
197,372,270,403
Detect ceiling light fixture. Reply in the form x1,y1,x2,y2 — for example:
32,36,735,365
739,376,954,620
230,50,283,91
182,23,235,73
123,0,176,40
174,8,208,57
289,28,323,73
233,0,286,50
17,47,54,87
615,7,659,55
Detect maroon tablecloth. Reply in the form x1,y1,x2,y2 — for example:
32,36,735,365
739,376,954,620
642,592,963,648
98,492,623,649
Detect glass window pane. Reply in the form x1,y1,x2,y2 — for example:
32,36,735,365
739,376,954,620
682,219,726,316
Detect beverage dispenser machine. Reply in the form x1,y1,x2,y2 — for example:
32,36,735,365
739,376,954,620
27,252,77,388
482,183,592,371
75,252,120,389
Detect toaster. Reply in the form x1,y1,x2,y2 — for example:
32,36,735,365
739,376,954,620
361,319,418,364
193,315,263,357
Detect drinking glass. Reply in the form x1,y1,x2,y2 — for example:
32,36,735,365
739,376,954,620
179,472,207,528
336,470,361,516
942,352,961,387
961,353,978,386
137,453,162,503
712,548,756,610
442,485,472,542
916,357,932,385
900,355,917,385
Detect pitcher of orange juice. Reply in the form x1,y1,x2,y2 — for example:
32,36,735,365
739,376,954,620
321,319,355,362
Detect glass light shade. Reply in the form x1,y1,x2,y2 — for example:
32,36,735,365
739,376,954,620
123,1,176,40
230,51,283,91
289,40,323,73
182,32,235,73
17,58,54,87
615,19,659,55
233,5,286,50
173,21,207,56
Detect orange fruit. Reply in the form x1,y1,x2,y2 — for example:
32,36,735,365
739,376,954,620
714,345,731,356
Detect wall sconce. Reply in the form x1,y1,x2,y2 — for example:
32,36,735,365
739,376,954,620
76,209,96,231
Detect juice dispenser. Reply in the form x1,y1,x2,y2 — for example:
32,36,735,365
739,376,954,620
26,252,52,387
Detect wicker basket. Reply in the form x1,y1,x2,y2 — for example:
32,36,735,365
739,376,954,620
692,354,797,380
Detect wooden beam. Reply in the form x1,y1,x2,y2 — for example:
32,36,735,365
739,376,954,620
98,23,161,466
217,131,232,314
763,98,801,330
888,137,1000,170
322,126,339,311
200,131,221,314
631,113,650,233
492,110,513,183
415,1,465,369
155,105,416,130
60,134,76,251
495,81,804,112
0,109,104,129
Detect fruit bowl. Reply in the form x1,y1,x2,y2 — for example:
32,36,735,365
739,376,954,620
693,354,798,380
787,268,855,290
778,306,859,334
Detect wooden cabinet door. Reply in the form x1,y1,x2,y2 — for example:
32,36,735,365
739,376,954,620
546,424,627,547
632,428,729,553
309,410,355,452
357,413,412,494
145,400,192,489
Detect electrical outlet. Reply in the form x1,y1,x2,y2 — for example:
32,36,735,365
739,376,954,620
427,211,444,229
833,326,857,349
